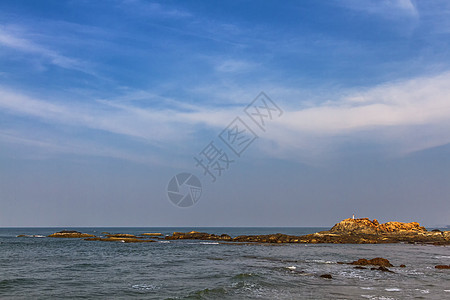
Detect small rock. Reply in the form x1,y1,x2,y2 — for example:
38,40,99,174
435,265,450,269
320,274,332,279
399,264,406,268
354,266,367,270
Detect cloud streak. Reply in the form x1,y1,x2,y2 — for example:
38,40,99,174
0,25,92,73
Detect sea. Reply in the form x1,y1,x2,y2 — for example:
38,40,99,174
0,227,449,299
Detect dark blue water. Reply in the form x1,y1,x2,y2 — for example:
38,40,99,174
1,228,449,299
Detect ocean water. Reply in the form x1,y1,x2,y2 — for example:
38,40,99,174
0,227,449,299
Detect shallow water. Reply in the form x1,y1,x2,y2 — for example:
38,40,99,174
1,227,449,299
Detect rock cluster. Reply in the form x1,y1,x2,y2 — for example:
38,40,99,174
43,217,450,245
164,218,450,245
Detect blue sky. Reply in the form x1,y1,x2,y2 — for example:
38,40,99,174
1,0,450,226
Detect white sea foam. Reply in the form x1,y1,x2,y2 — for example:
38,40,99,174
158,241,170,243
310,259,334,264
434,256,450,259
360,287,374,290
132,284,159,291
444,290,450,292
385,288,401,292
287,266,296,270
361,296,395,300
200,242,219,245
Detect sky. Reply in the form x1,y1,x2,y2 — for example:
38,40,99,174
1,0,450,227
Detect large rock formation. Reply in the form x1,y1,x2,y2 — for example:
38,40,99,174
330,218,427,234
330,218,426,234
164,218,450,245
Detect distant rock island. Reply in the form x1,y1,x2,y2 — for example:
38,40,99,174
42,218,450,245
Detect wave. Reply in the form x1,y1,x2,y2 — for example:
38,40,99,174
309,259,335,264
385,288,401,292
16,235,45,238
186,287,228,299
131,284,159,291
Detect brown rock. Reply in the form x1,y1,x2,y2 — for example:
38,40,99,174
48,230,95,238
350,257,393,267
141,233,163,236
399,264,406,268
106,233,138,238
320,274,332,279
330,218,426,234
435,265,450,269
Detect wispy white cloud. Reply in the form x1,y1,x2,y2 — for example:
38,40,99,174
0,25,92,73
117,0,192,18
215,59,258,73
1,71,450,163
340,0,419,18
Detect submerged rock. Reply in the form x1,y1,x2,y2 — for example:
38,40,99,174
320,274,332,279
85,237,155,243
371,266,394,273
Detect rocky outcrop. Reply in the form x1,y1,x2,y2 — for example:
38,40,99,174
141,233,163,236
330,218,426,234
48,230,95,238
